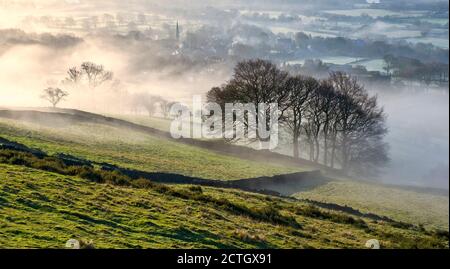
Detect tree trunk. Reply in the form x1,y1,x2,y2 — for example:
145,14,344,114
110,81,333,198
341,136,349,172
314,138,320,163
293,132,299,159
330,134,337,169
292,112,301,159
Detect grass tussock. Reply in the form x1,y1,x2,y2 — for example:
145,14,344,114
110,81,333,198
296,205,370,231
232,229,266,244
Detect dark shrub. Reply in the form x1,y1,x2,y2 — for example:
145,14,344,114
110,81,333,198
78,168,104,183
131,178,155,189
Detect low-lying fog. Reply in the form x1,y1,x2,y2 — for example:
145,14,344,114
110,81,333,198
0,0,448,190
0,34,229,108
1,38,447,190
374,88,449,190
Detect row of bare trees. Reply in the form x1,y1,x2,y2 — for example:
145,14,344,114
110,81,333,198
63,62,113,89
41,62,174,117
129,92,175,118
207,59,389,176
41,62,114,108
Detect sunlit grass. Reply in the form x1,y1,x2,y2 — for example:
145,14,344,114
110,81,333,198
294,180,449,230
0,163,447,249
0,118,304,180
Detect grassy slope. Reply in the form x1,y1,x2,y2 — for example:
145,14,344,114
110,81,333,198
294,181,449,230
0,115,448,231
0,118,302,180
0,163,446,249
113,115,172,133
94,115,450,230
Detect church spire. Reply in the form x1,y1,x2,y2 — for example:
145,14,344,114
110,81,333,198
176,21,180,41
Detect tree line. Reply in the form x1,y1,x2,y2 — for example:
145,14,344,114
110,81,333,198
207,59,389,177
383,54,449,85
41,61,173,117
41,61,114,108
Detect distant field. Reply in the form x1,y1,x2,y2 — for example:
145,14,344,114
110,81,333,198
301,30,338,38
270,27,338,38
287,56,364,67
320,56,363,65
420,18,449,26
406,37,449,49
0,163,447,249
351,59,386,74
323,9,424,18
240,10,283,19
293,180,449,230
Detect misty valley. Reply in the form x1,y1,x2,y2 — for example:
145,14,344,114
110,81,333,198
0,0,448,251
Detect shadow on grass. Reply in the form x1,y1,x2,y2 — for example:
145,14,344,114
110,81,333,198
152,227,273,249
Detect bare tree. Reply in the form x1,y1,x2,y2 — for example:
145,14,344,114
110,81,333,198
41,87,69,108
130,93,169,117
63,62,113,89
329,72,365,170
329,71,388,173
283,75,317,158
63,66,83,86
207,59,289,141
285,71,388,175
207,61,389,178
347,93,388,176
383,55,395,76
317,80,339,166
80,62,113,89
303,86,324,163
159,98,172,119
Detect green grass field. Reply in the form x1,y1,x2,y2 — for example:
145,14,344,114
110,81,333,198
0,163,447,249
294,181,449,230
0,118,302,180
92,115,449,230
0,112,449,248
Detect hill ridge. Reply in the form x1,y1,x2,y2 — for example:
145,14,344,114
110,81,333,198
0,108,333,172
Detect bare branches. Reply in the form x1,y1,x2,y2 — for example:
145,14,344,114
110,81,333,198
40,87,69,108
208,59,389,178
283,75,318,158
64,67,83,85
81,62,113,88
130,93,170,117
63,62,113,89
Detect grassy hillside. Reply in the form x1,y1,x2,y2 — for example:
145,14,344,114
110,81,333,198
0,111,448,245
113,114,172,133
0,118,303,180
294,181,449,230
0,163,447,249
95,114,450,230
